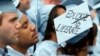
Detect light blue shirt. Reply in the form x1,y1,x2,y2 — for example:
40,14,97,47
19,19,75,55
34,40,59,56
92,12,100,56
93,26,100,56
6,46,31,56
0,48,6,56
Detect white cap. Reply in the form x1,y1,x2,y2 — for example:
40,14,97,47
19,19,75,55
12,0,20,7
93,3,100,9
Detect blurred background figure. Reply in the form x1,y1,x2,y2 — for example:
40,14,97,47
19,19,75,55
27,0,100,56
42,0,61,5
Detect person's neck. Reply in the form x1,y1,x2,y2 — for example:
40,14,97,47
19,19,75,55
50,32,57,42
10,44,28,54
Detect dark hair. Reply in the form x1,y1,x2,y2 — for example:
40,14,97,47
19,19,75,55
43,5,66,40
89,23,98,45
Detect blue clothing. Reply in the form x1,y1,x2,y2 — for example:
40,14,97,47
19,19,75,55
6,46,31,56
93,26,100,56
0,48,6,56
34,40,59,56
0,48,3,56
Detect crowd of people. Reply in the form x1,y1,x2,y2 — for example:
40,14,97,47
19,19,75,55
0,0,100,56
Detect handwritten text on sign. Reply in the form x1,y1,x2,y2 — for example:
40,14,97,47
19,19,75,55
54,2,92,44
56,10,90,34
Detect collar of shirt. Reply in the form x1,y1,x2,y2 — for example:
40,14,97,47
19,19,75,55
6,46,31,56
0,48,7,56
34,40,59,56
0,48,4,54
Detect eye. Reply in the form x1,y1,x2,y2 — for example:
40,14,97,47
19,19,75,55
22,23,27,29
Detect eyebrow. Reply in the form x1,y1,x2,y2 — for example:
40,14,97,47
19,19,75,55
23,21,28,24
21,20,28,26
9,17,18,22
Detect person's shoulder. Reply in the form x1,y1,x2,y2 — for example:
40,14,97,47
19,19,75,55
38,40,51,48
37,40,58,51
0,54,2,56
6,46,25,56
39,40,57,46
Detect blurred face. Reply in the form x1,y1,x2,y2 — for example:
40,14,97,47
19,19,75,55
18,14,38,47
42,0,51,4
42,0,60,5
0,12,21,45
19,0,30,11
57,8,66,16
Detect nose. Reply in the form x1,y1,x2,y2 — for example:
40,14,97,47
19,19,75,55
15,21,21,29
30,24,36,32
28,0,31,3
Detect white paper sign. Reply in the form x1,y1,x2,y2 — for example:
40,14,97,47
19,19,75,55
54,2,93,44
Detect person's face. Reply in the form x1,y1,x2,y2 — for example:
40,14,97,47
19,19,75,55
19,0,30,10
57,8,66,16
42,0,60,5
0,12,21,45
18,14,38,47
42,0,51,4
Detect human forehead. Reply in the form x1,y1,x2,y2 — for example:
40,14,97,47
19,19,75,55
2,12,17,19
57,7,66,11
19,14,28,24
